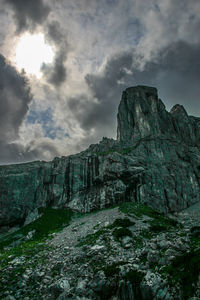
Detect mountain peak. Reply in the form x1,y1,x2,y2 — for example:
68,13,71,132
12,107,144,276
0,86,200,229
117,85,167,142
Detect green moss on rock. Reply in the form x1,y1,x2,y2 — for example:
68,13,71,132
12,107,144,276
0,207,74,251
162,248,200,299
113,227,132,240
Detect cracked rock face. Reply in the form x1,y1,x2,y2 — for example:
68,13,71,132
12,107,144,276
0,85,200,227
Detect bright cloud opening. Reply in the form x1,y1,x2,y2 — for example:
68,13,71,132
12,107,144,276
15,33,54,78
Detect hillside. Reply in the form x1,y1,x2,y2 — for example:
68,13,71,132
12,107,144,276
0,202,200,299
0,85,200,299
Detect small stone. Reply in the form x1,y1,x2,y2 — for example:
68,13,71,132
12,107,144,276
147,250,159,264
5,296,16,300
59,279,70,291
91,245,105,251
121,236,132,248
76,279,88,294
158,240,170,249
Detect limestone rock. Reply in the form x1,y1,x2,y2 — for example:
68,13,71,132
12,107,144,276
0,85,200,227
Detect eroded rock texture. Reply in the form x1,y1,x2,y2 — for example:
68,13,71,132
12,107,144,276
1,85,200,227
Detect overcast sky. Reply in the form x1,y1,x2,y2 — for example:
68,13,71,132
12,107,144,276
0,0,200,164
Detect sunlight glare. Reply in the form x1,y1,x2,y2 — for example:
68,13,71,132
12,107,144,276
15,33,54,78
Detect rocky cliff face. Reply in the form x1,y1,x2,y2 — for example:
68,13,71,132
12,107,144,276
1,85,200,228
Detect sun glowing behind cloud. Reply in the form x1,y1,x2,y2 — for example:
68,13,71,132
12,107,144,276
15,33,54,78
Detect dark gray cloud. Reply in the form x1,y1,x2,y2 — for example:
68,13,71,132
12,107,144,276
43,49,67,86
47,20,64,43
0,54,32,142
0,53,31,163
71,52,133,131
6,0,50,32
127,41,200,115
149,41,200,114
42,21,69,86
0,54,59,164
67,40,200,140
0,140,60,165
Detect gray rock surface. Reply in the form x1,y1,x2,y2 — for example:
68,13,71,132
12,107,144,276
0,85,200,227
1,202,199,299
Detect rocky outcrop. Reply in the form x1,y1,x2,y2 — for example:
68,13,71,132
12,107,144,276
0,85,200,227
117,86,200,145
117,86,200,212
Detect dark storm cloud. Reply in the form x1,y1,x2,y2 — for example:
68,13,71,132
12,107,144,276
149,41,200,113
6,0,50,32
0,140,60,165
68,52,133,131
47,50,67,86
0,54,59,164
68,40,200,137
0,54,32,143
47,20,64,43
0,53,31,163
0,142,33,164
42,21,69,86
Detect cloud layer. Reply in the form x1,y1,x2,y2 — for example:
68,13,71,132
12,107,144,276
6,0,50,32
0,0,200,164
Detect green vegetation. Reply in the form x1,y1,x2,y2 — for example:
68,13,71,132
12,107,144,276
95,282,118,300
140,229,153,239
78,217,134,246
0,207,75,294
162,248,200,299
0,241,51,296
190,235,200,249
102,261,126,277
78,202,175,248
118,202,180,233
77,228,108,246
0,240,48,267
95,263,144,300
0,207,76,298
125,270,144,299
0,207,75,251
118,201,164,218
125,269,144,284
150,224,168,233
113,227,132,240
110,217,135,228
190,226,200,238
110,217,134,241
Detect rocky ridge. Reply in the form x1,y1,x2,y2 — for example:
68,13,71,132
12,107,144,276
1,85,200,229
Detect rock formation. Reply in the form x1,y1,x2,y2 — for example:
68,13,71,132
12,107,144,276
1,85,200,228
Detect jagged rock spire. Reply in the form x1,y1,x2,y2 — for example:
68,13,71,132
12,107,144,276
117,85,200,146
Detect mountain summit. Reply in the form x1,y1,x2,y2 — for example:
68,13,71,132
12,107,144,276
117,85,200,145
0,86,200,228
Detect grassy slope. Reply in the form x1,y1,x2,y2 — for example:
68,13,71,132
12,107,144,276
0,202,199,299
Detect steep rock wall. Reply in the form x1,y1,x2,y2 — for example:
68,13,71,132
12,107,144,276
0,85,200,227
